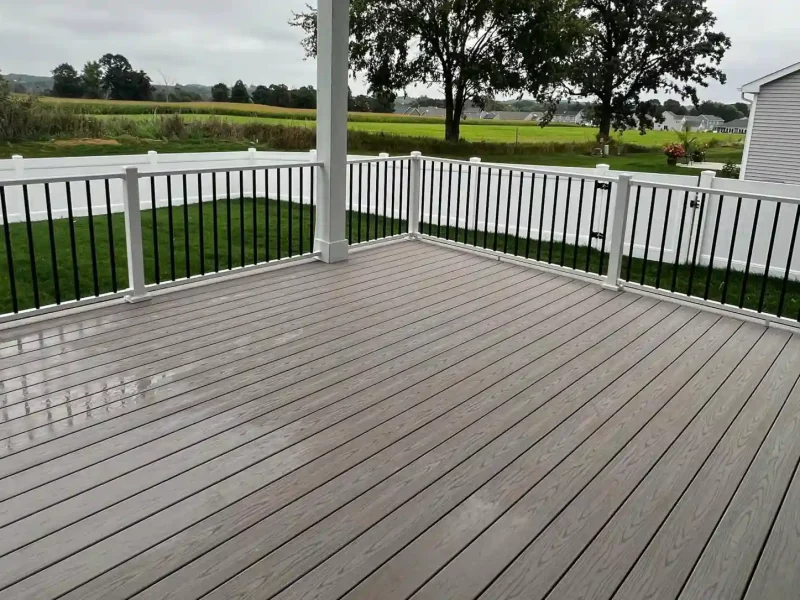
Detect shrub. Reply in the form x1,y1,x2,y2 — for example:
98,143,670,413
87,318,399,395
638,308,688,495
719,161,741,179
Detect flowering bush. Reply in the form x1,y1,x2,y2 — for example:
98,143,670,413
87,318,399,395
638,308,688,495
664,143,686,160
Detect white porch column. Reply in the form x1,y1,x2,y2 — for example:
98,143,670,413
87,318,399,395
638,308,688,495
314,0,350,263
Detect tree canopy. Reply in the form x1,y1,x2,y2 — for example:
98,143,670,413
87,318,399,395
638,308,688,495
81,61,103,99
291,0,581,141
230,80,251,103
562,0,730,140
211,83,230,102
51,63,83,98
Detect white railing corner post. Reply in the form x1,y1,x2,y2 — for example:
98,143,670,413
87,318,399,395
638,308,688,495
408,151,423,237
602,173,633,292
248,147,257,162
122,166,151,303
147,150,158,166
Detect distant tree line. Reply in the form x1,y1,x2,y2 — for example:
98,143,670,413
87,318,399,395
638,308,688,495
51,54,154,101
208,80,394,113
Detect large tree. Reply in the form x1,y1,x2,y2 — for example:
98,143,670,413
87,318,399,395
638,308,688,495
291,0,580,142
81,61,103,99
98,54,153,100
229,80,250,103
51,63,84,98
211,83,230,102
563,0,730,141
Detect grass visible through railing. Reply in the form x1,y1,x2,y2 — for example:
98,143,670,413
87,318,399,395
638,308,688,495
0,199,407,314
420,221,800,322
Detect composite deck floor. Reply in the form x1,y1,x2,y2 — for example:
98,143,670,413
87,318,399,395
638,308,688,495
1,240,800,600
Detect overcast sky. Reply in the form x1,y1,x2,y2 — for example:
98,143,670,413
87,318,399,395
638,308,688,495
0,0,796,103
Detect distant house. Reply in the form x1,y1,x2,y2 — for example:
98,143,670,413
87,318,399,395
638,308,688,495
550,108,586,124
740,61,800,184
482,111,537,121
660,111,722,132
715,118,749,134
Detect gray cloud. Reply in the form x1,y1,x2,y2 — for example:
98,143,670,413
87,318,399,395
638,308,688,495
0,0,797,102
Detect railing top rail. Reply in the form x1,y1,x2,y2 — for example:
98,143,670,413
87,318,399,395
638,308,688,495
419,155,618,182
630,178,800,206
137,160,323,178
346,155,415,164
0,172,125,187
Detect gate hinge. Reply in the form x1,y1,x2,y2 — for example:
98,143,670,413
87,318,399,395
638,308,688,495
595,182,612,191
590,231,605,241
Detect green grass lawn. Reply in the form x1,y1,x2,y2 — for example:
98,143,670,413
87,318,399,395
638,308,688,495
0,198,406,314
99,113,745,148
3,198,797,322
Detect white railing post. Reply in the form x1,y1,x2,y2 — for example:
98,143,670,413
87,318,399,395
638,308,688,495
468,157,482,235
147,150,158,166
122,167,150,303
603,173,633,291
690,170,716,267
11,155,24,222
314,0,350,263
408,151,423,237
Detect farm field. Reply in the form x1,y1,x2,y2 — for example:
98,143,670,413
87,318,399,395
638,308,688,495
98,113,745,148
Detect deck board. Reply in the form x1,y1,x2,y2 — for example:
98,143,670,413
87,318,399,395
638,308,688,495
0,240,798,600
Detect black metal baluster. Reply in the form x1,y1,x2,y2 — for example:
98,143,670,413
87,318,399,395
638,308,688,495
167,175,176,279
640,188,657,285
348,163,354,241
721,197,742,304
253,170,258,263
309,165,315,252
358,163,363,242
463,163,471,245
572,179,585,270
584,182,599,273
526,174,536,259
560,178,572,266
264,169,270,263
404,159,412,233
239,170,246,266
103,179,117,293
703,194,724,300
276,169,282,260
596,185,612,275
627,186,642,282
537,175,548,261
758,202,781,313
777,205,800,318
44,183,61,303
224,171,232,269
446,163,454,241
0,187,17,313
84,182,99,297
20,185,39,307
298,167,303,255
514,170,524,257
548,176,560,263
473,166,482,247
366,162,372,241
65,182,80,300
493,169,502,251
198,174,205,275
437,162,445,239
383,160,389,238
671,191,690,293
656,189,673,290
420,160,427,235
686,193,707,298
150,177,160,283
213,174,220,271
483,168,492,249
503,170,513,254
739,199,762,309
288,168,293,258
391,161,397,236
183,174,190,278
453,164,462,241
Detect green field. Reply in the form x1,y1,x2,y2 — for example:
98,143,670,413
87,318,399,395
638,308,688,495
99,113,744,148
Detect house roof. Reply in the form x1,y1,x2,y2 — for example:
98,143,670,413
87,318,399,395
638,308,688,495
492,111,533,121
700,114,724,121
741,61,800,93
683,116,704,126
554,107,583,116
719,118,749,129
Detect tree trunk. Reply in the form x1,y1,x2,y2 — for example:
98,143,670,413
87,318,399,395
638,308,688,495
598,104,613,144
444,87,461,142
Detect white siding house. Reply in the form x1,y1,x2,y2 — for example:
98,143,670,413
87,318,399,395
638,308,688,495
741,61,800,184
